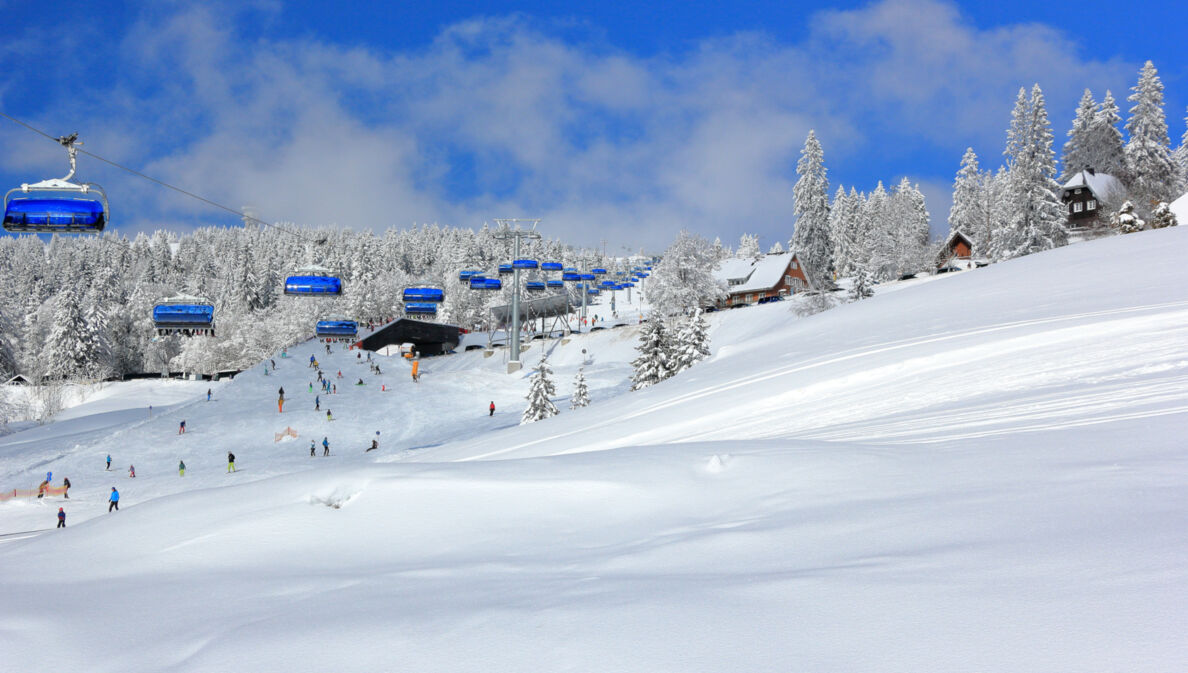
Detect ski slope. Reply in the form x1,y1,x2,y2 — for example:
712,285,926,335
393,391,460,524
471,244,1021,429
1,227,1186,672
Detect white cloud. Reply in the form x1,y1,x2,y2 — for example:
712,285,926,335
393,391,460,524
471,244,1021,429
0,1,1147,252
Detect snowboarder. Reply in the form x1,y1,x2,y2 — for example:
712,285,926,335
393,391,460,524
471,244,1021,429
63,477,71,498
366,437,378,452
106,455,111,471
356,378,364,386
108,487,119,512
57,507,66,528
489,401,495,417
207,388,212,402
322,437,330,456
179,420,186,434
37,480,47,498
310,440,316,457
179,460,185,477
315,395,320,411
128,465,135,478
227,452,236,473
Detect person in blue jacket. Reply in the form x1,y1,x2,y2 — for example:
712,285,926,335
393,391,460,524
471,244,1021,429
108,487,119,512
57,508,66,528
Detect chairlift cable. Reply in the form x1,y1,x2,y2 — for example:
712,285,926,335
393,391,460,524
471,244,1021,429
0,110,312,242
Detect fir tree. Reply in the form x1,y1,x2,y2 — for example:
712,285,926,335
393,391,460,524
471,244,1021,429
1149,202,1178,229
647,231,726,315
949,148,985,245
0,305,16,380
1062,89,1097,181
736,234,762,260
569,367,590,409
1111,201,1145,234
849,267,874,301
41,283,93,380
521,354,559,424
1088,90,1128,180
630,318,671,390
1125,61,1181,212
996,85,1067,261
791,130,833,289
671,308,711,374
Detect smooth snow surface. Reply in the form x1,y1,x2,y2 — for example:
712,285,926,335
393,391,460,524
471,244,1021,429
2,228,1187,672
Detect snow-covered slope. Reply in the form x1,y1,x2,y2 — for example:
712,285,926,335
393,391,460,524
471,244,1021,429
2,227,1186,672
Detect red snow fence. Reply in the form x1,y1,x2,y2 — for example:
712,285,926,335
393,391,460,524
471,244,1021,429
0,484,68,502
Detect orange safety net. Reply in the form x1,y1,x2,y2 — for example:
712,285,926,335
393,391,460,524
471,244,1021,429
273,426,299,443
0,484,69,502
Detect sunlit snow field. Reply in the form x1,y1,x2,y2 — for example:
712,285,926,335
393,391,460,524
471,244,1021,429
2,227,1186,672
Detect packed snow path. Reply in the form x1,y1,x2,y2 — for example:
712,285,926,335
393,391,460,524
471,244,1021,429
1,227,1186,672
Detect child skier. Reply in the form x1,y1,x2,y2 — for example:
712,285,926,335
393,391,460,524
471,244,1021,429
227,452,236,473
179,460,185,477
57,507,66,528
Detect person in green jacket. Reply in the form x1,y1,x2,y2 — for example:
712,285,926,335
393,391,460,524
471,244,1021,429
179,460,186,477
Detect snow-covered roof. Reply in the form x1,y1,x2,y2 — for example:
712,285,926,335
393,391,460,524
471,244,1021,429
1061,170,1125,202
713,252,797,293
1171,191,1188,224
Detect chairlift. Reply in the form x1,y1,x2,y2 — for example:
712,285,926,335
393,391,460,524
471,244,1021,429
498,263,513,275
580,273,596,281
591,268,607,275
561,271,581,282
470,277,502,290
403,302,439,315
152,296,215,337
284,265,342,296
512,259,539,270
546,279,564,289
525,281,545,292
402,286,445,303
540,262,563,272
458,270,481,283
316,318,358,341
3,133,109,234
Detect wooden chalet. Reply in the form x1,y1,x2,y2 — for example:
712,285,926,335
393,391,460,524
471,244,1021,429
1060,168,1124,225
712,252,811,308
936,229,976,271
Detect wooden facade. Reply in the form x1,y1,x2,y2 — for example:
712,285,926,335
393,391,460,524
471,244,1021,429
1063,185,1102,221
720,254,810,307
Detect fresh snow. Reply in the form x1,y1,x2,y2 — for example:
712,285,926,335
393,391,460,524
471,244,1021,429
2,227,1187,672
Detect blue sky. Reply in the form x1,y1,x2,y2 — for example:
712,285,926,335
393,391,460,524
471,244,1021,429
1,0,1185,251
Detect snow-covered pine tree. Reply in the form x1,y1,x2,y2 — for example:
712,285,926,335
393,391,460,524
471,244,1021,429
1149,202,1178,229
671,308,711,374
0,305,16,380
521,354,559,424
1176,107,1188,191
996,85,1067,261
1062,89,1098,181
849,266,874,301
767,241,785,254
1111,201,1145,234
1125,61,1181,212
829,185,857,278
1088,90,1128,181
736,234,762,261
647,230,726,315
41,283,94,380
630,317,671,390
864,181,897,280
791,130,833,289
949,149,985,246
569,367,590,409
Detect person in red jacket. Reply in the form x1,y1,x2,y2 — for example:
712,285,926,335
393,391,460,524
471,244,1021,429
57,508,66,528
489,401,495,417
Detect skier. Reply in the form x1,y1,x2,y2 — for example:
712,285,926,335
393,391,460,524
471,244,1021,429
337,370,342,379
310,354,316,367
310,440,316,457
278,387,285,401
108,487,119,512
227,452,236,473
322,437,330,456
47,471,52,483
270,359,276,369
315,395,320,411
207,388,212,402
325,343,331,355
37,480,47,498
326,409,334,421
332,383,336,394
63,477,71,499
57,507,66,528
128,465,136,478
106,454,111,471
309,382,314,393
179,460,185,477
489,401,495,417
179,420,186,434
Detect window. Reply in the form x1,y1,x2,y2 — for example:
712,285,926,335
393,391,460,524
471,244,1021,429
1073,202,1083,213
1087,199,1096,211
745,293,754,303
791,261,798,269
1074,188,1082,194
785,274,791,286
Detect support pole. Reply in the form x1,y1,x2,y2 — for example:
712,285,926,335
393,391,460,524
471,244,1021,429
493,219,541,374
